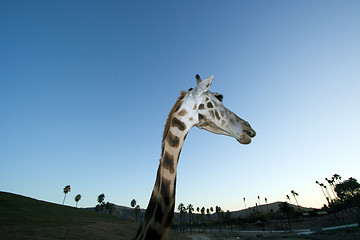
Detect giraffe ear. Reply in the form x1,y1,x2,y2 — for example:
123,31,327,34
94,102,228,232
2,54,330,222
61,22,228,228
195,75,213,93
195,74,202,85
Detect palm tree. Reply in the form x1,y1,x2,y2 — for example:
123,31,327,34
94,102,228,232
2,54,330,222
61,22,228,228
131,199,140,221
131,199,137,208
224,210,232,232
265,197,274,232
258,196,263,213
98,194,105,204
286,195,291,204
201,207,205,216
316,181,329,204
200,207,205,232
322,185,333,202
318,182,332,202
243,197,249,216
178,203,186,233
265,197,270,213
332,174,342,184
75,194,81,208
278,202,294,232
206,208,211,232
178,203,185,213
105,202,115,215
96,193,105,211
187,204,194,233
290,190,301,211
196,207,200,226
62,185,71,205
325,177,337,199
134,205,141,221
215,206,222,231
206,208,210,218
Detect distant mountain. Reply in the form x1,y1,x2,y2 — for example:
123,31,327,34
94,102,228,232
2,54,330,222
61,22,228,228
230,201,317,218
85,204,146,221
1,190,317,224
87,201,318,223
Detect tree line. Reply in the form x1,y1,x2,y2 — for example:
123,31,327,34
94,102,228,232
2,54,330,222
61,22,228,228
61,185,81,208
316,174,360,215
174,173,360,233
60,173,359,230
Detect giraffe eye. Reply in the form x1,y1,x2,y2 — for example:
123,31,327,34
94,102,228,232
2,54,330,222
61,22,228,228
215,94,223,102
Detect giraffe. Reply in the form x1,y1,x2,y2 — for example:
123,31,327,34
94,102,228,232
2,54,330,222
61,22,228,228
133,74,256,240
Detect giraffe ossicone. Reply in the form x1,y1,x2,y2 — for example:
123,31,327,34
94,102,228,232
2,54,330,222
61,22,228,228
133,74,255,240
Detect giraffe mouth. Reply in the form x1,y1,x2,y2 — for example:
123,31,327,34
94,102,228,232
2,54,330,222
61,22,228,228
244,130,256,138
237,129,256,145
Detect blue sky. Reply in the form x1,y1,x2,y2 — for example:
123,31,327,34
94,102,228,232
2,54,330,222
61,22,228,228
1,0,360,212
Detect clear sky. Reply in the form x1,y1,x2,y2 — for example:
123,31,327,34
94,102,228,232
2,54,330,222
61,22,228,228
1,0,360,212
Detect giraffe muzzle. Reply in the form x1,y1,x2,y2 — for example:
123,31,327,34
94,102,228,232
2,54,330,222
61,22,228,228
237,128,256,145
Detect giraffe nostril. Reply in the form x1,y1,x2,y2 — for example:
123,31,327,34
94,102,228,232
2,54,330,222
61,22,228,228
244,130,255,138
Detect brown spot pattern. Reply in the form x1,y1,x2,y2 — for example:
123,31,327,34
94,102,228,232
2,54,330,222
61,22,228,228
199,104,205,110
160,178,171,206
207,102,213,108
178,109,187,116
214,110,220,120
166,131,180,148
171,117,186,131
163,152,175,174
198,113,205,121
163,91,186,142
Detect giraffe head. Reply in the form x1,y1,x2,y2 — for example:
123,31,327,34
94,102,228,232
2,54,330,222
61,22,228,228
183,74,256,144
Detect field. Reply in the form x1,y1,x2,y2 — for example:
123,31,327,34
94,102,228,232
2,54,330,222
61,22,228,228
1,191,359,240
0,191,188,240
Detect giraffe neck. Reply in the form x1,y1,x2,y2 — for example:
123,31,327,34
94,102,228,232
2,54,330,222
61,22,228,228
133,113,191,240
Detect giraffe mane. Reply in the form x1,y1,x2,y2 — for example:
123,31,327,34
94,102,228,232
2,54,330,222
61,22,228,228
162,90,187,143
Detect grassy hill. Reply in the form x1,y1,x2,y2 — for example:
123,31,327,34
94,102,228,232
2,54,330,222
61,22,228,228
231,201,317,218
0,191,188,240
1,192,359,240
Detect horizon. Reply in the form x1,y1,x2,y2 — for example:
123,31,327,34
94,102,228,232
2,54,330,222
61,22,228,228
1,191,319,213
1,1,360,212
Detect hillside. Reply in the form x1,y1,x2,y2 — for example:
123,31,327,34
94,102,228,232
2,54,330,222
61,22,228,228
0,191,188,240
88,200,318,223
1,191,359,240
231,201,317,218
